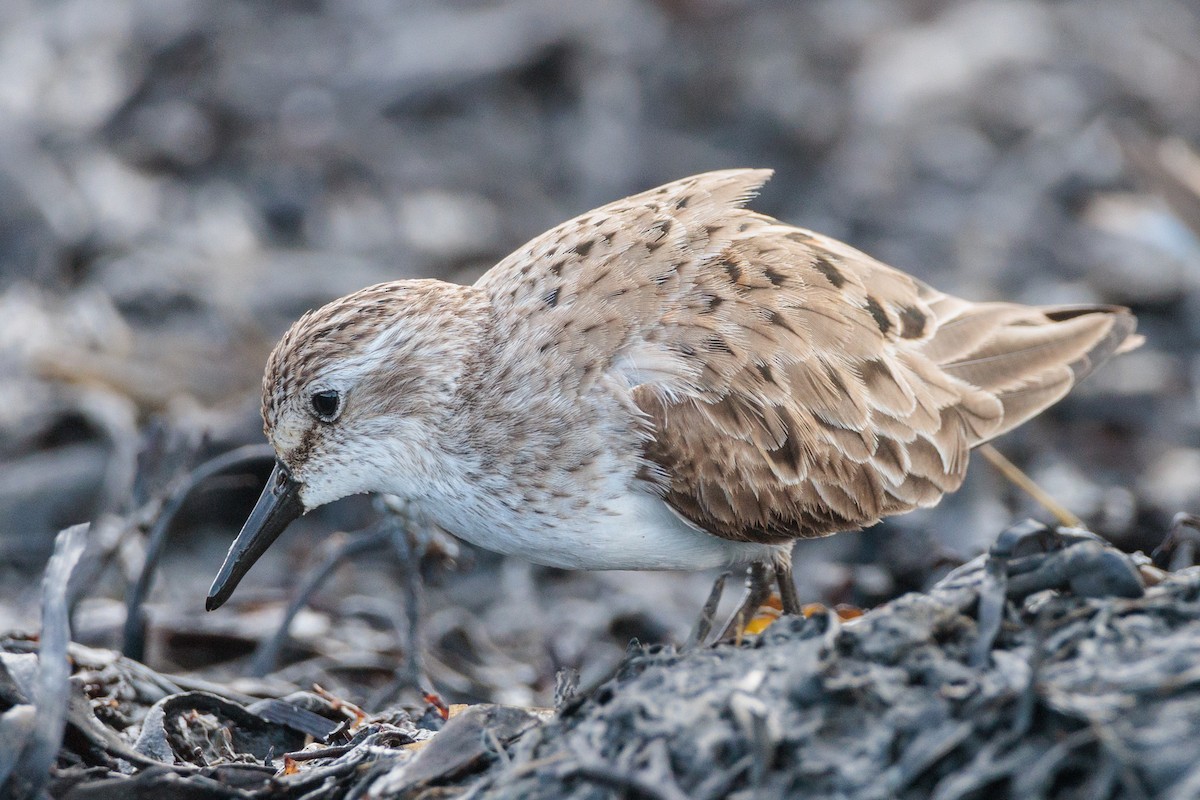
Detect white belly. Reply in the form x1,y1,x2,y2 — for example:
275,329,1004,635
430,487,783,571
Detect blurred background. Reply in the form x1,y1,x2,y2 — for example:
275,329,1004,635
1,0,1198,706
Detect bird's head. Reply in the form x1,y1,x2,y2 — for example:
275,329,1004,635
206,279,488,610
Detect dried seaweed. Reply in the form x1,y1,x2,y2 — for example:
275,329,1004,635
2,525,87,799
1,522,1197,798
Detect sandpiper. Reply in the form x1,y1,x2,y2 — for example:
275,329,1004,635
207,169,1140,616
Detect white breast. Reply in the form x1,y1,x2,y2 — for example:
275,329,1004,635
425,484,782,571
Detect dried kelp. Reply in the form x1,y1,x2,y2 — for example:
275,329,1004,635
3,523,1199,799
456,526,1197,800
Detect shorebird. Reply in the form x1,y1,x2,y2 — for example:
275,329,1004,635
207,169,1139,619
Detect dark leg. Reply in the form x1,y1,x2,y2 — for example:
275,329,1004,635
775,553,803,616
685,571,730,650
715,562,774,642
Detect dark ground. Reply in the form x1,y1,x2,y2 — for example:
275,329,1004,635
1,0,1199,797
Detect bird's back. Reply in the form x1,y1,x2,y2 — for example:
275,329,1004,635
475,170,1140,547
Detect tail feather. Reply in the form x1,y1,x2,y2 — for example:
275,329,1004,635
1042,306,1142,379
923,301,1140,445
988,370,1075,434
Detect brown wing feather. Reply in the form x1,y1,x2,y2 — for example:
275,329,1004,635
478,170,1140,545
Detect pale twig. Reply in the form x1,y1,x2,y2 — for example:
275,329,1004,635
978,444,1083,529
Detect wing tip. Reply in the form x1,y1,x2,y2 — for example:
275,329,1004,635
944,303,1141,446
1043,305,1141,381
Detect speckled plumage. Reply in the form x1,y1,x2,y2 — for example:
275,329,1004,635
257,169,1139,575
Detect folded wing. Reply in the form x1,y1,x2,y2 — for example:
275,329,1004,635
478,170,1139,544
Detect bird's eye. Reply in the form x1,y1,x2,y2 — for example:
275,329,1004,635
310,390,341,421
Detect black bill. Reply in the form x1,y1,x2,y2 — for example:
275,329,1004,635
206,461,304,611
